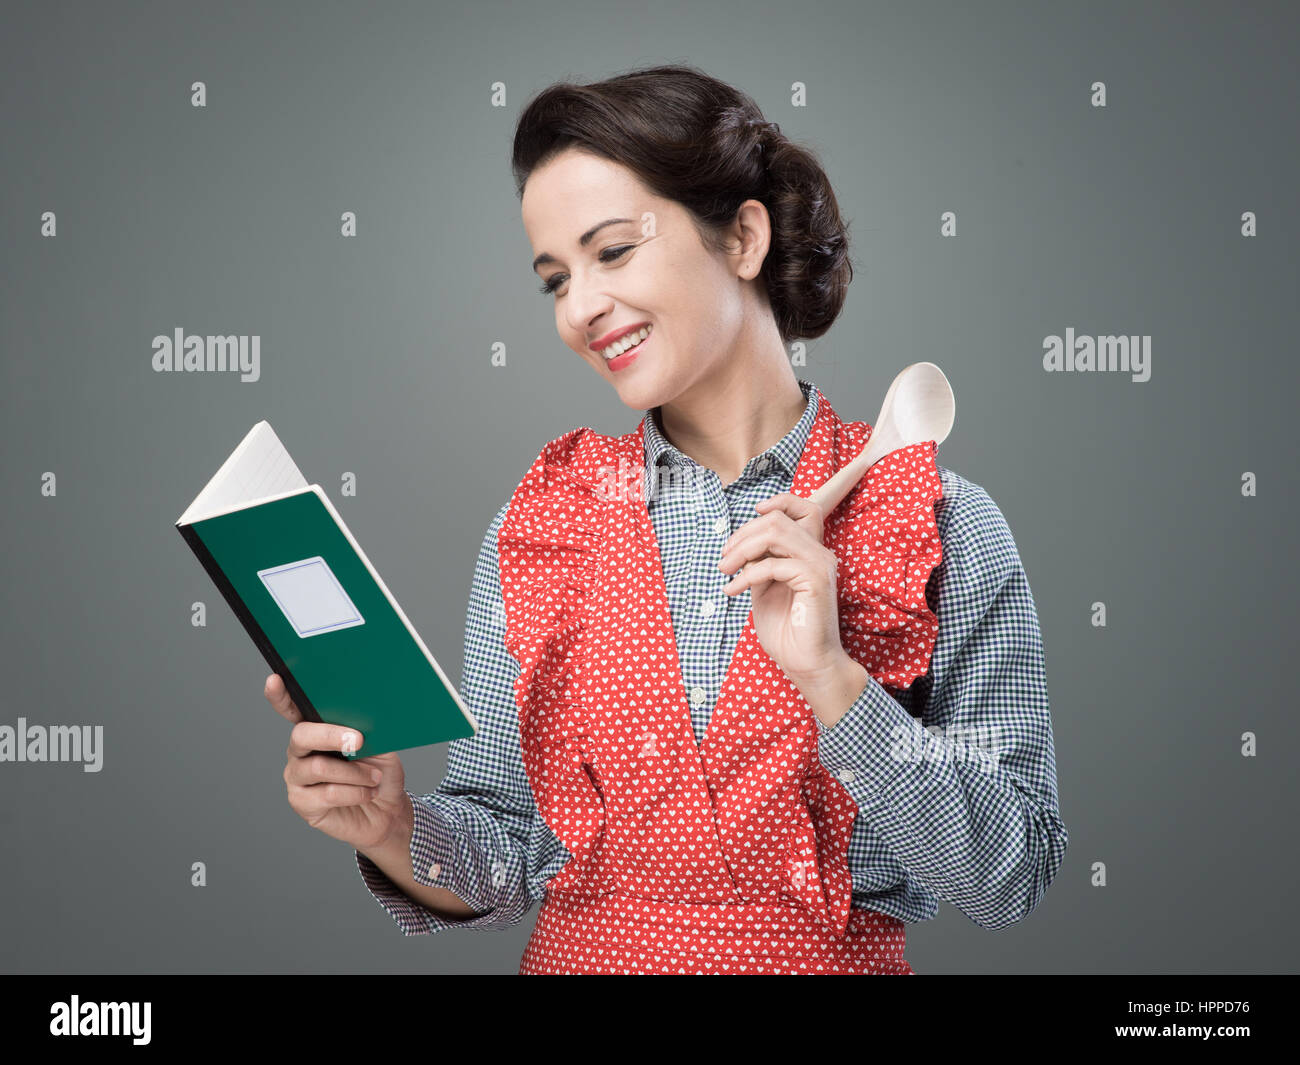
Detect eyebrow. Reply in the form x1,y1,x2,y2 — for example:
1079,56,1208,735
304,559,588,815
532,217,636,273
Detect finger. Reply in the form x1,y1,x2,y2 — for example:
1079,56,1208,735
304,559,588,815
721,555,816,596
286,749,384,790
719,513,823,576
755,492,826,539
721,495,824,558
295,781,381,816
755,491,822,519
287,720,366,760
265,673,303,723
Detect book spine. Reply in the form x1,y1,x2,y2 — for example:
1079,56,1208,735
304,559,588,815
176,521,325,729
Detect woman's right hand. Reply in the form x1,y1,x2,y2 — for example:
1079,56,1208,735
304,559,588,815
265,673,411,851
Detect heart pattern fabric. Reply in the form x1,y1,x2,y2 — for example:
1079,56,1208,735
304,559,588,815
497,386,942,974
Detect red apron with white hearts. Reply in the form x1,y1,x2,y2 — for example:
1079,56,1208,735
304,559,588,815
497,385,943,974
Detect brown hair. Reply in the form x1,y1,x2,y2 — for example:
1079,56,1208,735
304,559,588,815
512,64,853,343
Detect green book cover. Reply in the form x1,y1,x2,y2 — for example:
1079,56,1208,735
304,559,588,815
176,421,477,759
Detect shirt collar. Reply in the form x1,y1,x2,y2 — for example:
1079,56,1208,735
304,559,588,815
642,378,819,482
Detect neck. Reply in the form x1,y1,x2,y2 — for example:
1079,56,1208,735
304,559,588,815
654,353,806,486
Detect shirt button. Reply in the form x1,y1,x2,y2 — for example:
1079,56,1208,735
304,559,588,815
712,516,727,535
690,686,707,707
428,862,441,879
836,768,856,783
699,600,716,618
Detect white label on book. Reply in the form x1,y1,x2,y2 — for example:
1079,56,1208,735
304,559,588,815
257,556,365,637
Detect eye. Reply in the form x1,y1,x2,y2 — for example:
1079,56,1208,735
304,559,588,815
539,245,634,296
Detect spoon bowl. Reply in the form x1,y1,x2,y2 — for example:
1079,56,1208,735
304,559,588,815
809,362,955,515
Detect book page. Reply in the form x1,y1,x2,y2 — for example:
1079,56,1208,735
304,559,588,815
178,421,309,524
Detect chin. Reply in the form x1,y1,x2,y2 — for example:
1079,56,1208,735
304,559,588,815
589,343,679,411
607,370,672,412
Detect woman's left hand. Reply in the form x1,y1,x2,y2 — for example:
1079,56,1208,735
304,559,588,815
718,492,847,684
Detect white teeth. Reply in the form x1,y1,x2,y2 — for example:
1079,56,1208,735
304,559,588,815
600,324,651,359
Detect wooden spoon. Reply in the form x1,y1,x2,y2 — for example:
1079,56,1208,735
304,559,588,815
808,362,955,515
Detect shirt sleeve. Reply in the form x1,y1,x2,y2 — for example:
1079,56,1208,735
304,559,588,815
814,482,1069,931
354,500,571,935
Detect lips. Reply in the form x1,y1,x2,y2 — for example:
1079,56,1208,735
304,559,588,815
591,321,651,355
605,327,651,371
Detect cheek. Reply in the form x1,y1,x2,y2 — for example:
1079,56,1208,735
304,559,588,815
678,262,739,334
657,276,707,341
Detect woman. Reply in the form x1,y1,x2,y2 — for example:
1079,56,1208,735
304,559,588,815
267,65,1068,975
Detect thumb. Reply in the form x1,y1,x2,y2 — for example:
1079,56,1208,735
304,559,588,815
356,752,405,798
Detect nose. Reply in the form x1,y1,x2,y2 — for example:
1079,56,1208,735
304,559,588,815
562,279,614,341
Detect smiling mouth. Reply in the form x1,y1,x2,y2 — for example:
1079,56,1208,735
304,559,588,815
602,327,652,372
596,323,653,360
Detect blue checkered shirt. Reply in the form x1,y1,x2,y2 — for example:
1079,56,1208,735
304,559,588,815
356,378,1068,934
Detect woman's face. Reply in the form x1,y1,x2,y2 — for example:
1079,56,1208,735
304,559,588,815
522,148,767,412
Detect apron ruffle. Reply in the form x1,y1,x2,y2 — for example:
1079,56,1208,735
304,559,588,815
496,429,608,891
496,428,599,712
827,437,944,689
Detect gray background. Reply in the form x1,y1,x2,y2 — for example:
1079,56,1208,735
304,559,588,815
2,0,1296,974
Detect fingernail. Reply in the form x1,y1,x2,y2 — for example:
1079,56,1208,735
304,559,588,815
370,769,382,784
342,732,361,753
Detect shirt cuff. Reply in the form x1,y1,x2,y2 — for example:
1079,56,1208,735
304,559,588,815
814,672,929,796
353,791,516,936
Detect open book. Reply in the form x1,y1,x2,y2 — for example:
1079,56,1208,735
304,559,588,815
176,421,477,758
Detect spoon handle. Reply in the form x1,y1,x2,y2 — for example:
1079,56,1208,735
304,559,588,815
807,365,908,514
808,433,885,515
